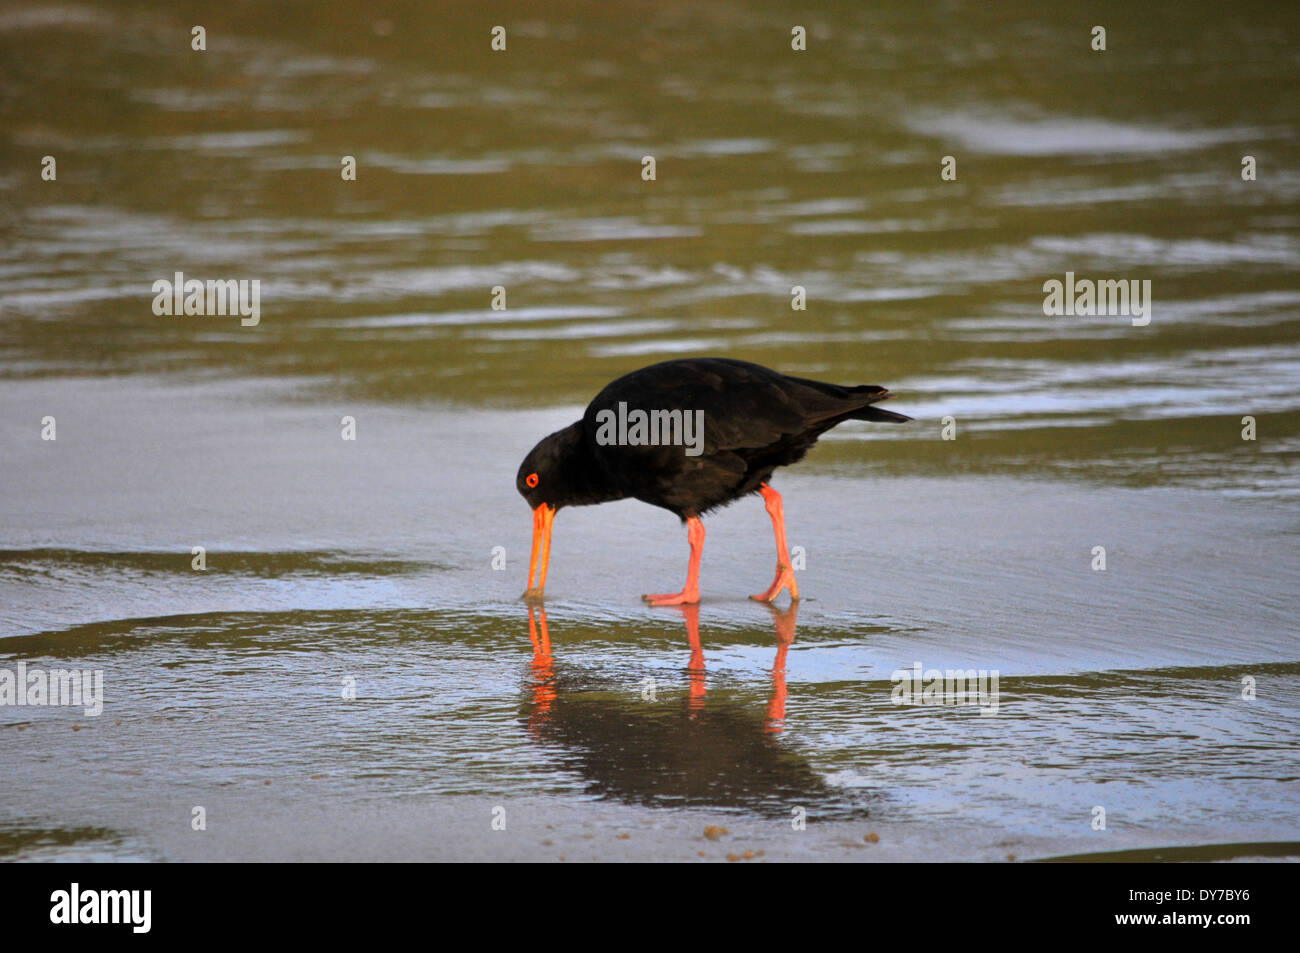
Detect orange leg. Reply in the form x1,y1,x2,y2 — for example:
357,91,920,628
642,516,705,606
750,483,800,604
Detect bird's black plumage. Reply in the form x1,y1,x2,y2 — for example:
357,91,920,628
517,357,909,604
517,357,910,519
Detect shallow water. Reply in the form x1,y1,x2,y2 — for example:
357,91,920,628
1,0,1298,860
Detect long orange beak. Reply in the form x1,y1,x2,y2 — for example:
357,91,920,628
523,503,555,600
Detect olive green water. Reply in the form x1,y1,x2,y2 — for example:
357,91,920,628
0,0,1297,861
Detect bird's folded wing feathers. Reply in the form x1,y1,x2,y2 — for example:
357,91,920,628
584,358,899,455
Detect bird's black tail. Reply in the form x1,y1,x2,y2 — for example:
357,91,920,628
851,404,912,423
789,376,913,424
845,386,911,423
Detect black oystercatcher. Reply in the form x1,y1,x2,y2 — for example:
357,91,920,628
517,357,910,605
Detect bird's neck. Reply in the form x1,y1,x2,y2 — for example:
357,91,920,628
559,425,626,507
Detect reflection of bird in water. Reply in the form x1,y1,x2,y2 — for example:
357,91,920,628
522,603,870,819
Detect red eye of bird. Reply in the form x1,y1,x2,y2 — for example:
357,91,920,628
526,472,539,488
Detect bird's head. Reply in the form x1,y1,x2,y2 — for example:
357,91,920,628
516,422,585,601
516,422,583,512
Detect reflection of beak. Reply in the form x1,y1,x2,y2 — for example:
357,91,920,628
526,604,555,734
522,503,555,600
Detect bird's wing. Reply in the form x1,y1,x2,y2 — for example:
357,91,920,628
586,359,811,454
692,380,810,452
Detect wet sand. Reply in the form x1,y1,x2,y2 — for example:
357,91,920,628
9,793,1300,864
2,378,1297,862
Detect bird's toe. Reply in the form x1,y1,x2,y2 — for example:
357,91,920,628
643,591,699,606
751,567,799,603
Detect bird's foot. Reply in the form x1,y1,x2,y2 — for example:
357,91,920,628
749,564,799,604
642,589,700,607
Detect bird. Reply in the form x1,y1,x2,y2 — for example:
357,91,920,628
516,357,910,605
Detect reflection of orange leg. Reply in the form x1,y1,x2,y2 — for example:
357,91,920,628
765,601,798,733
750,484,800,604
643,516,705,606
678,603,707,706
